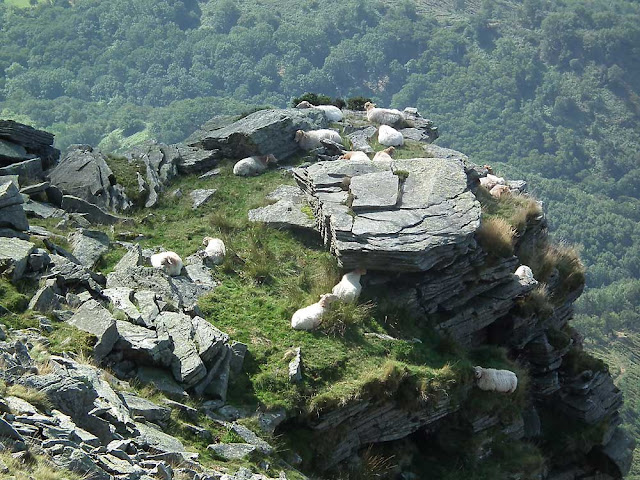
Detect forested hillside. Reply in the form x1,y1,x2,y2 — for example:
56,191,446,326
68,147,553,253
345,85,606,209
1,0,639,474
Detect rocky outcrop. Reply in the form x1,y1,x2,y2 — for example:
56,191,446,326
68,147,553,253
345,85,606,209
0,180,29,231
189,108,329,160
0,120,59,169
293,157,480,272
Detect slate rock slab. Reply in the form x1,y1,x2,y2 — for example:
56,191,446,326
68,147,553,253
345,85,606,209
61,195,126,225
191,108,328,160
175,144,219,174
293,157,480,272
248,196,315,231
0,158,43,184
67,300,119,361
208,443,256,460
190,188,216,209
0,236,35,281
69,229,110,268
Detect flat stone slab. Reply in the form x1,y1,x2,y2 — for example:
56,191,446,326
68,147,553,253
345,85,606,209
190,188,216,209
293,157,480,272
207,443,256,460
67,300,119,361
68,229,110,268
248,197,315,231
23,200,65,219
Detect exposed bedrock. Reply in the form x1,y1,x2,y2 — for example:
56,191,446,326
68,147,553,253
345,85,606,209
293,157,481,273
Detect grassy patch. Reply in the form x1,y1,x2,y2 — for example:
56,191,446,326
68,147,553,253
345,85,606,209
476,186,542,234
562,347,608,376
0,451,82,480
105,154,147,208
47,322,96,356
95,243,127,275
476,216,515,258
0,277,31,313
6,383,52,411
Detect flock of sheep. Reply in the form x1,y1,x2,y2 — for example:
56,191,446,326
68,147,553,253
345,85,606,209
147,100,528,395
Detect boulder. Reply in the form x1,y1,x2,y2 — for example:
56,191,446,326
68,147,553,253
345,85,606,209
124,142,180,208
175,144,219,174
0,181,28,231
248,190,315,231
102,287,143,325
67,300,119,362
113,320,173,366
68,229,110,268
288,347,302,383
0,139,31,164
190,108,328,160
208,443,256,460
49,145,129,212
61,195,126,225
346,126,376,153
134,421,186,453
293,157,481,272
136,367,188,399
0,120,59,169
0,157,43,183
22,200,65,219
190,188,216,209
28,280,61,312
0,236,35,281
120,392,171,425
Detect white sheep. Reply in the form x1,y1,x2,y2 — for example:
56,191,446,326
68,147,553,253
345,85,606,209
294,129,343,150
474,366,518,394
489,184,511,198
364,101,405,126
233,154,278,177
202,236,226,265
378,125,404,147
479,173,506,190
295,101,344,122
331,268,367,303
291,294,338,331
340,151,370,162
515,265,535,282
372,147,395,162
150,251,183,277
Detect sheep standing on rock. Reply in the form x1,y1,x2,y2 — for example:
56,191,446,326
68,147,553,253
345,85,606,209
378,125,404,147
364,102,405,126
202,236,226,265
295,129,343,151
291,294,338,331
340,151,370,162
331,269,367,303
474,366,518,393
150,251,183,277
372,147,395,162
233,154,278,177
295,101,344,122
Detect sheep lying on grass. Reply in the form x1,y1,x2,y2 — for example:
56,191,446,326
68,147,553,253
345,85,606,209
233,154,278,177
340,151,370,162
372,147,395,162
291,294,338,331
490,184,511,198
331,269,367,303
474,366,518,393
202,236,226,265
480,173,506,190
364,102,405,126
295,101,344,122
378,125,404,146
150,251,183,276
295,129,343,151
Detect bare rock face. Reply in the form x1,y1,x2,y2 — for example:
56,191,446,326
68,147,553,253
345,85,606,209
0,120,59,169
48,145,130,212
190,108,328,160
293,157,480,272
0,180,29,231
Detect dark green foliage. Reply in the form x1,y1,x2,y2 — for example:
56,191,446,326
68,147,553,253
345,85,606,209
346,96,373,111
291,92,333,106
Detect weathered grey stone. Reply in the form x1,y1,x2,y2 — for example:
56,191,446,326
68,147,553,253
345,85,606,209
135,421,186,453
190,189,216,209
44,254,105,294
175,144,220,174
229,342,248,375
113,320,172,366
133,290,160,328
191,316,229,363
67,300,119,361
0,138,30,164
207,443,256,460
194,345,230,399
0,158,43,183
107,266,183,309
293,157,480,272
0,236,35,281
346,126,376,153
28,280,61,312
102,287,143,325
120,392,171,425
0,120,59,169
422,143,467,160
136,367,188,399
248,196,315,231
61,195,126,225
598,427,635,477
229,423,274,455
191,108,328,160
68,229,110,268
288,347,302,383
255,410,286,435
155,312,207,387
114,244,143,272
23,200,65,219
0,417,24,441
350,171,399,210
199,167,221,179
0,227,29,240
39,316,53,333
49,145,128,212
20,181,50,196
4,396,38,415
0,175,19,189
28,248,51,272
0,204,29,231
52,446,111,480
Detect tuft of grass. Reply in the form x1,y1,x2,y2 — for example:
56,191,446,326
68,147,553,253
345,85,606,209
562,347,607,376
0,277,30,313
7,384,52,411
475,186,543,234
0,451,82,480
476,216,515,258
47,323,96,356
106,154,147,208
515,284,554,320
320,301,375,337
